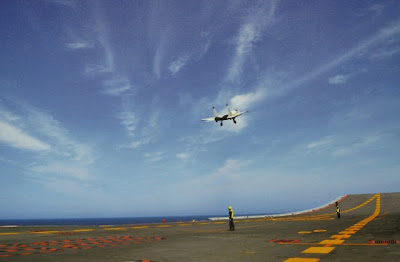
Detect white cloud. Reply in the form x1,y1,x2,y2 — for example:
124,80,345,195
230,88,266,109
0,121,50,151
177,153,190,160
288,21,400,90
31,163,92,180
103,78,132,96
25,106,96,164
333,135,380,156
66,42,93,50
328,74,350,84
118,108,137,138
227,23,259,83
144,151,165,162
226,2,277,83
169,55,190,75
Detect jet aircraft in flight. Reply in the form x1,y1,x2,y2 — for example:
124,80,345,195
202,104,248,126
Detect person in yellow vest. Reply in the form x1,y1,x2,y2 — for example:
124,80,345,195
228,206,235,231
336,205,341,219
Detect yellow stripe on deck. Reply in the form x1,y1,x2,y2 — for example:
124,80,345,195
284,258,320,262
0,232,21,236
302,247,335,254
103,227,126,231
30,231,59,234
73,229,94,232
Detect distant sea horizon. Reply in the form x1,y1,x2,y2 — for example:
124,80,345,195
0,213,275,226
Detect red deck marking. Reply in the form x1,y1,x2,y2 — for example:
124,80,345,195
0,244,7,247
5,249,18,252
0,254,14,257
24,248,35,251
20,252,34,256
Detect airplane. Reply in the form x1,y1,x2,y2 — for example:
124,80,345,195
201,104,248,126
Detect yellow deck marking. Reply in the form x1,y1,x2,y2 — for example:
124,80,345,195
284,258,320,262
320,239,344,245
298,231,312,234
132,226,149,229
155,225,172,227
302,247,335,254
0,232,21,235
339,230,356,234
330,234,351,239
178,223,191,226
30,231,60,234
73,229,94,232
198,222,210,225
103,227,126,231
313,230,326,233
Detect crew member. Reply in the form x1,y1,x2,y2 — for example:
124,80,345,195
228,206,235,231
336,205,341,219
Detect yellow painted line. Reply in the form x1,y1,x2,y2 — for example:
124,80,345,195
132,226,149,229
103,227,126,231
99,225,111,227
0,232,21,235
313,230,327,233
284,258,320,262
298,231,312,234
73,229,94,232
197,222,211,225
339,230,356,234
330,234,351,239
178,223,191,226
155,225,172,228
302,247,335,254
214,222,225,224
320,239,344,245
30,231,59,234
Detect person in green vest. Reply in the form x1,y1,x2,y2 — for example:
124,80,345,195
228,206,235,231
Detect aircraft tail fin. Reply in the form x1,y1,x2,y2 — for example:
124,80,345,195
212,107,218,117
227,104,233,116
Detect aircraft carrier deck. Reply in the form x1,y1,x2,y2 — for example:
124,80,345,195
0,192,399,261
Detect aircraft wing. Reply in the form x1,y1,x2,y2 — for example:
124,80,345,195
201,117,215,122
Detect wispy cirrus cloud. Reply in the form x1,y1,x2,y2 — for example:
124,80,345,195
118,104,161,149
226,1,277,83
0,121,51,151
290,20,400,89
66,41,93,50
144,151,165,162
328,74,351,84
102,78,132,96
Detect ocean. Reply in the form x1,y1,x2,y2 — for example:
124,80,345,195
0,215,222,226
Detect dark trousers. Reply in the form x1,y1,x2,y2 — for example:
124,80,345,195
229,219,235,231
337,212,340,219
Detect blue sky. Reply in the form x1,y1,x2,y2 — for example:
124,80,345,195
1,0,399,219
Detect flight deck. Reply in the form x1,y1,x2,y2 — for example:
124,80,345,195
0,193,399,261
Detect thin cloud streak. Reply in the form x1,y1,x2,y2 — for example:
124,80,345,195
0,121,51,151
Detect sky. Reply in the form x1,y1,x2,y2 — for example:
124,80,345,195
0,0,399,219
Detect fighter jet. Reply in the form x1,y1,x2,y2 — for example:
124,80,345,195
202,104,248,126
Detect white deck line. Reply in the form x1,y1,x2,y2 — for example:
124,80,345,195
208,195,346,221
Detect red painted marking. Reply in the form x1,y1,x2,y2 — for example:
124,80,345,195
5,249,18,252
0,254,14,257
20,252,34,256
24,248,35,251
0,244,7,247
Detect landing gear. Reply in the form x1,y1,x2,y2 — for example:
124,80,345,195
233,118,236,124
220,122,223,126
